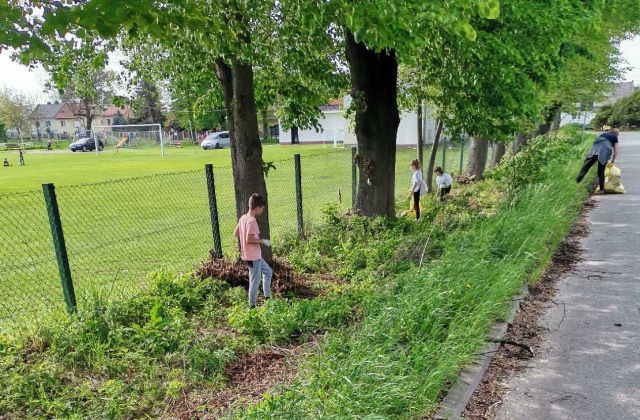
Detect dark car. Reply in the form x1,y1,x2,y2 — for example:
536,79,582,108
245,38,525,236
69,137,104,152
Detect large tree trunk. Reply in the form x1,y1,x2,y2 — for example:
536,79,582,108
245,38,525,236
489,142,506,167
425,119,443,193
512,133,527,154
537,103,562,135
231,59,271,260
465,137,489,179
417,103,424,169
345,31,399,217
216,58,271,261
215,59,239,215
549,106,562,132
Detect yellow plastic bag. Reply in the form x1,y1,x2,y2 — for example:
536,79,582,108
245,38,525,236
600,163,625,194
398,197,424,218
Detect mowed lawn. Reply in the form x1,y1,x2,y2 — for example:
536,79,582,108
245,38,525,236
0,143,466,334
0,144,336,193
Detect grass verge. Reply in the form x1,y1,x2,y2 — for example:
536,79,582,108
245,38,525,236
0,128,591,418
239,128,592,418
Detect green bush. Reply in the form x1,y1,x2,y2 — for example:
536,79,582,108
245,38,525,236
488,129,588,189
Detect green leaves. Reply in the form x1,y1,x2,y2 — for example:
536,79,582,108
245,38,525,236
460,23,478,41
478,0,501,20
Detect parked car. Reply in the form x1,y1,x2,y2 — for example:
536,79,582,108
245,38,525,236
69,137,104,152
201,131,230,150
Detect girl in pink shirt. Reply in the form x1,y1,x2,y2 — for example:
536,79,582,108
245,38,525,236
234,193,272,308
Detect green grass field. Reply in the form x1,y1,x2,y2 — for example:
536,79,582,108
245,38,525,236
0,142,468,334
0,144,335,193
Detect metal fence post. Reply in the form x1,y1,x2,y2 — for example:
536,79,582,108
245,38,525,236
205,164,223,259
351,147,357,208
459,139,465,174
42,183,77,314
294,154,304,237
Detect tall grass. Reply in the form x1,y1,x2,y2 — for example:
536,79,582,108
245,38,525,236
242,137,592,418
0,130,592,418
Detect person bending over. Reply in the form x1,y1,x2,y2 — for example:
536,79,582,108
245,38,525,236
434,166,453,202
576,127,619,193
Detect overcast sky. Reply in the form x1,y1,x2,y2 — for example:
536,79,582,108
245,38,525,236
1,35,640,102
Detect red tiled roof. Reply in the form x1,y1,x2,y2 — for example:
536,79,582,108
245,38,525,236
101,105,133,118
54,103,78,119
54,103,134,119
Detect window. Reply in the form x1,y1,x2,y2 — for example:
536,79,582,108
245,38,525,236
45,121,51,127
60,121,65,127
107,119,111,126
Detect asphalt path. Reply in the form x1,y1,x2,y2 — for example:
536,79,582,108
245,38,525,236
496,131,640,419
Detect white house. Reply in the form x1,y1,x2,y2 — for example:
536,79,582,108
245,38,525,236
279,99,438,147
31,102,64,138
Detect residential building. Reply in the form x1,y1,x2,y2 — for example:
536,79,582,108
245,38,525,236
31,102,64,138
94,105,134,127
53,103,87,137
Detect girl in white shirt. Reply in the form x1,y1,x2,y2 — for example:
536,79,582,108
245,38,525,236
434,166,453,202
408,159,423,220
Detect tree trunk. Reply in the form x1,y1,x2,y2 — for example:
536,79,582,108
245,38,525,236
417,103,424,171
537,103,561,135
215,58,239,215
489,142,506,167
513,133,527,154
345,31,400,217
231,59,271,261
426,119,443,193
216,58,271,261
549,108,562,132
465,137,489,179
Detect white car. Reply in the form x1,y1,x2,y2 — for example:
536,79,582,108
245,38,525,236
201,131,231,150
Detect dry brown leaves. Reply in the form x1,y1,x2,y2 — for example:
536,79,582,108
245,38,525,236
196,255,341,299
167,337,321,419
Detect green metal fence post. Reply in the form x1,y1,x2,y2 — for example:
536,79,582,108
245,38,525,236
294,154,304,237
42,183,77,314
205,164,223,259
351,147,357,208
459,138,465,174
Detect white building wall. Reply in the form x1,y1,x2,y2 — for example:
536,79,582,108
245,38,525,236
279,108,438,147
279,111,347,145
559,111,596,127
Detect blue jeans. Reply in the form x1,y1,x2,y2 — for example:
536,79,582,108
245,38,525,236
247,258,272,306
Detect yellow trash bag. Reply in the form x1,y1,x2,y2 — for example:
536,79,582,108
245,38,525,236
599,163,625,194
398,197,424,218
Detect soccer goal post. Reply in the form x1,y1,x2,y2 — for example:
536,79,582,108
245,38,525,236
91,124,165,156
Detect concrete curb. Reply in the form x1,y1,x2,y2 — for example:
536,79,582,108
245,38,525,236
434,285,529,420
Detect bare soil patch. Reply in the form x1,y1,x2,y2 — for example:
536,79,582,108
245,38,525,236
462,197,594,419
167,336,320,419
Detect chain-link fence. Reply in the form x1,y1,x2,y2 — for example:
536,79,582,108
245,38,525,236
0,149,353,335
2,142,503,335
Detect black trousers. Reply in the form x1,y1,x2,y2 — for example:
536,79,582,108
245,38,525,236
577,155,605,191
440,186,451,202
413,192,421,220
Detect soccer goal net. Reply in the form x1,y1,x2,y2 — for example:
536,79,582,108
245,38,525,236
91,124,166,156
